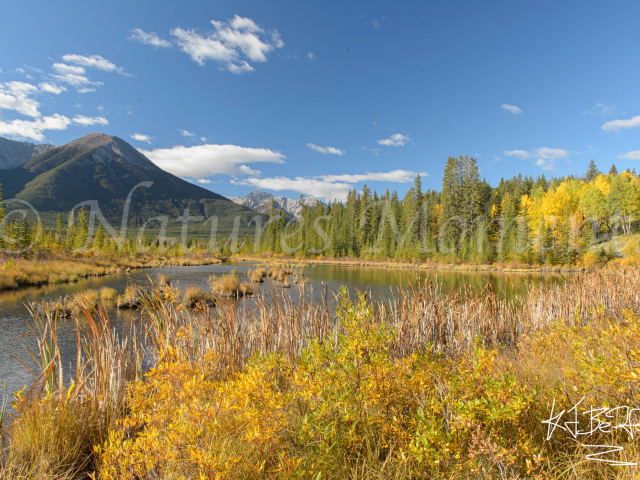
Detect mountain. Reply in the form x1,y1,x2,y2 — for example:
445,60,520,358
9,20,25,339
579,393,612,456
229,191,323,218
0,137,56,170
0,133,265,236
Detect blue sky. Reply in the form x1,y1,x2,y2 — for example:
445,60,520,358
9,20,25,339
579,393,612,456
1,0,640,201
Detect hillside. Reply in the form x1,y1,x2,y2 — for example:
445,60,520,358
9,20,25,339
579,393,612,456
0,133,266,237
0,136,56,170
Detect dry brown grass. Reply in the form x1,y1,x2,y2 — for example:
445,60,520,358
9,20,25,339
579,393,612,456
183,287,215,308
247,267,267,283
99,287,117,302
209,274,253,298
1,302,142,479
115,286,140,309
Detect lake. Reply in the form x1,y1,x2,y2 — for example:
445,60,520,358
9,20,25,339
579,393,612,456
0,262,566,405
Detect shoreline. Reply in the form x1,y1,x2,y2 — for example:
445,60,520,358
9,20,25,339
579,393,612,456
0,254,224,292
230,254,586,274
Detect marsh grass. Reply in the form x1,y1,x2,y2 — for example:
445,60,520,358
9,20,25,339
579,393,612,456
98,287,117,302
1,298,143,479
209,273,254,298
115,286,140,309
247,268,267,283
183,287,215,308
2,268,640,478
0,255,222,292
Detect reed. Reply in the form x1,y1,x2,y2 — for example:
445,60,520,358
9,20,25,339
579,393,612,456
3,268,640,478
1,300,143,478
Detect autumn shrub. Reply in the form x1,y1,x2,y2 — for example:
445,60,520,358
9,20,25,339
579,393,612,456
97,292,543,479
99,287,117,302
582,251,601,268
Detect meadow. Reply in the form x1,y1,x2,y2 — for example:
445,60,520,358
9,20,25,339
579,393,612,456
0,266,639,479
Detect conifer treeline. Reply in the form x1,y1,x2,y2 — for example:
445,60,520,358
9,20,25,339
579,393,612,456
260,157,640,264
1,157,639,265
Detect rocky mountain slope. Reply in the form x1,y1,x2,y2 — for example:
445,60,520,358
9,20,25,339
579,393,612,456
229,191,323,218
0,136,56,170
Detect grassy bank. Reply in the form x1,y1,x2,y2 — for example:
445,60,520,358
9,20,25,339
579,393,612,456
0,254,223,292
2,268,640,478
230,253,596,273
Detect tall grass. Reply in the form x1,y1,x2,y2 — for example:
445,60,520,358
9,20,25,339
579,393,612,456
1,301,143,479
2,268,640,478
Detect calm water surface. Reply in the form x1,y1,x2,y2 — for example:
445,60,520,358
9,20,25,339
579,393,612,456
0,263,566,405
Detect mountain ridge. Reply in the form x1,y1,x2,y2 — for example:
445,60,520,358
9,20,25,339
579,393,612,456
229,190,323,218
0,136,57,170
0,133,265,236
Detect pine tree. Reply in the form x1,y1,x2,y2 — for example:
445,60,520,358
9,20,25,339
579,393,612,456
585,160,599,182
609,164,618,175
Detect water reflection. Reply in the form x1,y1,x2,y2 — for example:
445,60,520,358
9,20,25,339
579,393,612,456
0,262,567,404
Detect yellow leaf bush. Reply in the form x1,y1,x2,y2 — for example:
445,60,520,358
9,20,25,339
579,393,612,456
98,292,543,479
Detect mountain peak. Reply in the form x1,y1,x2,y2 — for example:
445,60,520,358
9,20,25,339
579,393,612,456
64,132,157,171
229,190,323,218
67,132,118,149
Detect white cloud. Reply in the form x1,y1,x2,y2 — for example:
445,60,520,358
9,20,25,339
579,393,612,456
62,54,127,75
24,65,44,74
130,133,153,144
360,146,380,156
51,63,101,89
179,129,196,137
0,114,72,142
501,104,523,115
318,170,427,183
229,15,263,33
505,147,570,170
377,133,410,147
503,149,530,160
200,137,207,142
618,151,640,160
52,63,85,75
72,115,108,126
140,143,286,178
78,87,97,94
584,103,615,116
234,176,353,202
307,51,314,60
128,28,172,48
0,81,41,117
307,143,345,155
602,115,640,132
232,169,426,202
197,178,211,184
38,82,66,94
15,68,25,74
169,15,284,73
